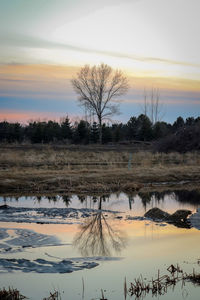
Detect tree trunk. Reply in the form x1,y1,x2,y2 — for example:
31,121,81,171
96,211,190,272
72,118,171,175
98,117,102,144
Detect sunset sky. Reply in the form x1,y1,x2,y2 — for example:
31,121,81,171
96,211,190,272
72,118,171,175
0,0,200,123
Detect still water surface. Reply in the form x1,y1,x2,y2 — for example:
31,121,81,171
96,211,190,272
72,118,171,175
0,190,200,300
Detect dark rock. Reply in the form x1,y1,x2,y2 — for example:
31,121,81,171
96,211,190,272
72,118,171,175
144,207,192,229
0,204,10,210
168,210,192,221
144,208,170,220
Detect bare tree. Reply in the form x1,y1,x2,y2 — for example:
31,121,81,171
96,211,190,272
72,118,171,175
71,63,128,143
142,88,164,124
143,88,149,117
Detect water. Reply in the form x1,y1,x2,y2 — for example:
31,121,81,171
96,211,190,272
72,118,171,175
0,190,200,300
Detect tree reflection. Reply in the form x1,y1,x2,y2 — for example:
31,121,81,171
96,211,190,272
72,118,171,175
77,195,86,203
36,195,42,203
128,194,135,210
73,210,127,256
138,192,165,211
138,189,200,211
62,195,72,207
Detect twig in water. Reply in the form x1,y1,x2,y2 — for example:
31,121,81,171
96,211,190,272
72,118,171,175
124,276,127,300
82,277,85,299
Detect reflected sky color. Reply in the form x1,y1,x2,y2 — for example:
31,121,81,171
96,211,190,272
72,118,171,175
0,0,200,123
1,190,200,299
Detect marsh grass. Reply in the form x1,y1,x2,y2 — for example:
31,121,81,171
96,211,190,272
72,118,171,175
0,287,27,300
0,146,200,170
43,290,61,300
2,265,200,300
0,289,61,300
0,145,200,194
128,264,200,299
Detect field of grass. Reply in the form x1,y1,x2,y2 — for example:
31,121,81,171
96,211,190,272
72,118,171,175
0,144,200,195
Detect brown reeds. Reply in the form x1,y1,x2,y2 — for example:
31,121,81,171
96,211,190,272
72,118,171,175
0,145,200,195
129,264,200,299
42,290,61,300
1,265,200,300
0,287,27,300
1,145,200,170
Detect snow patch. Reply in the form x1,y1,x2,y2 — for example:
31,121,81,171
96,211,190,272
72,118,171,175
0,228,65,253
0,257,99,273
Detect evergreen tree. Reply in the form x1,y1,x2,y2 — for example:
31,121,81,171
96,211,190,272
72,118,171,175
186,117,195,126
26,122,44,143
61,117,72,141
112,123,124,142
102,124,112,143
173,116,184,131
73,120,90,144
0,122,9,142
153,121,170,140
126,117,138,140
45,120,61,142
137,114,153,141
90,122,99,143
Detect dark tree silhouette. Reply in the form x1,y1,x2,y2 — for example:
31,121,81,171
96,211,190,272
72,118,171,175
61,116,72,141
90,122,99,143
173,116,185,131
127,116,138,140
71,63,128,143
137,114,153,141
73,120,90,144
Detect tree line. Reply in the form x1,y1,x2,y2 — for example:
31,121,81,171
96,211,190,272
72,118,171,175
0,115,199,147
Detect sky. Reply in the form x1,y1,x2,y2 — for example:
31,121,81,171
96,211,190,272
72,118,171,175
0,0,200,124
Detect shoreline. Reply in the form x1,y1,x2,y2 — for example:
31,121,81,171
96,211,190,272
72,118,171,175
1,166,200,196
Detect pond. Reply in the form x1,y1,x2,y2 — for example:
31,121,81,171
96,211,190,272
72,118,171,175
0,190,200,300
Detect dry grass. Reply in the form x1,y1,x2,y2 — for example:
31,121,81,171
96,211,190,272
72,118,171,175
0,145,200,195
0,289,61,300
2,264,200,300
128,264,200,298
0,288,26,300
0,146,200,169
43,290,61,300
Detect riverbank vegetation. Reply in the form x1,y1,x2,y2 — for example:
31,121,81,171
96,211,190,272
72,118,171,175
0,145,200,195
0,115,200,152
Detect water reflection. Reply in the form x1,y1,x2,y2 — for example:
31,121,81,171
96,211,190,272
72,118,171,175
138,190,200,207
128,194,135,210
73,211,127,256
62,195,72,207
1,189,200,212
73,196,127,256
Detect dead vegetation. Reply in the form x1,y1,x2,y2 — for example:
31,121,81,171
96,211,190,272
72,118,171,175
0,289,61,300
2,264,200,299
128,264,200,299
0,288,26,300
1,145,200,169
43,290,61,300
0,145,200,195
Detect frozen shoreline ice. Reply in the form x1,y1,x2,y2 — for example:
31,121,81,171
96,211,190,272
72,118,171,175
0,205,120,224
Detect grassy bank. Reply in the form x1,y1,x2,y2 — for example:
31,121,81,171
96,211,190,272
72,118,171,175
0,145,200,195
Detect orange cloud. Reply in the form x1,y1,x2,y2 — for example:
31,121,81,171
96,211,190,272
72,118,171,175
128,74,200,92
1,64,200,98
